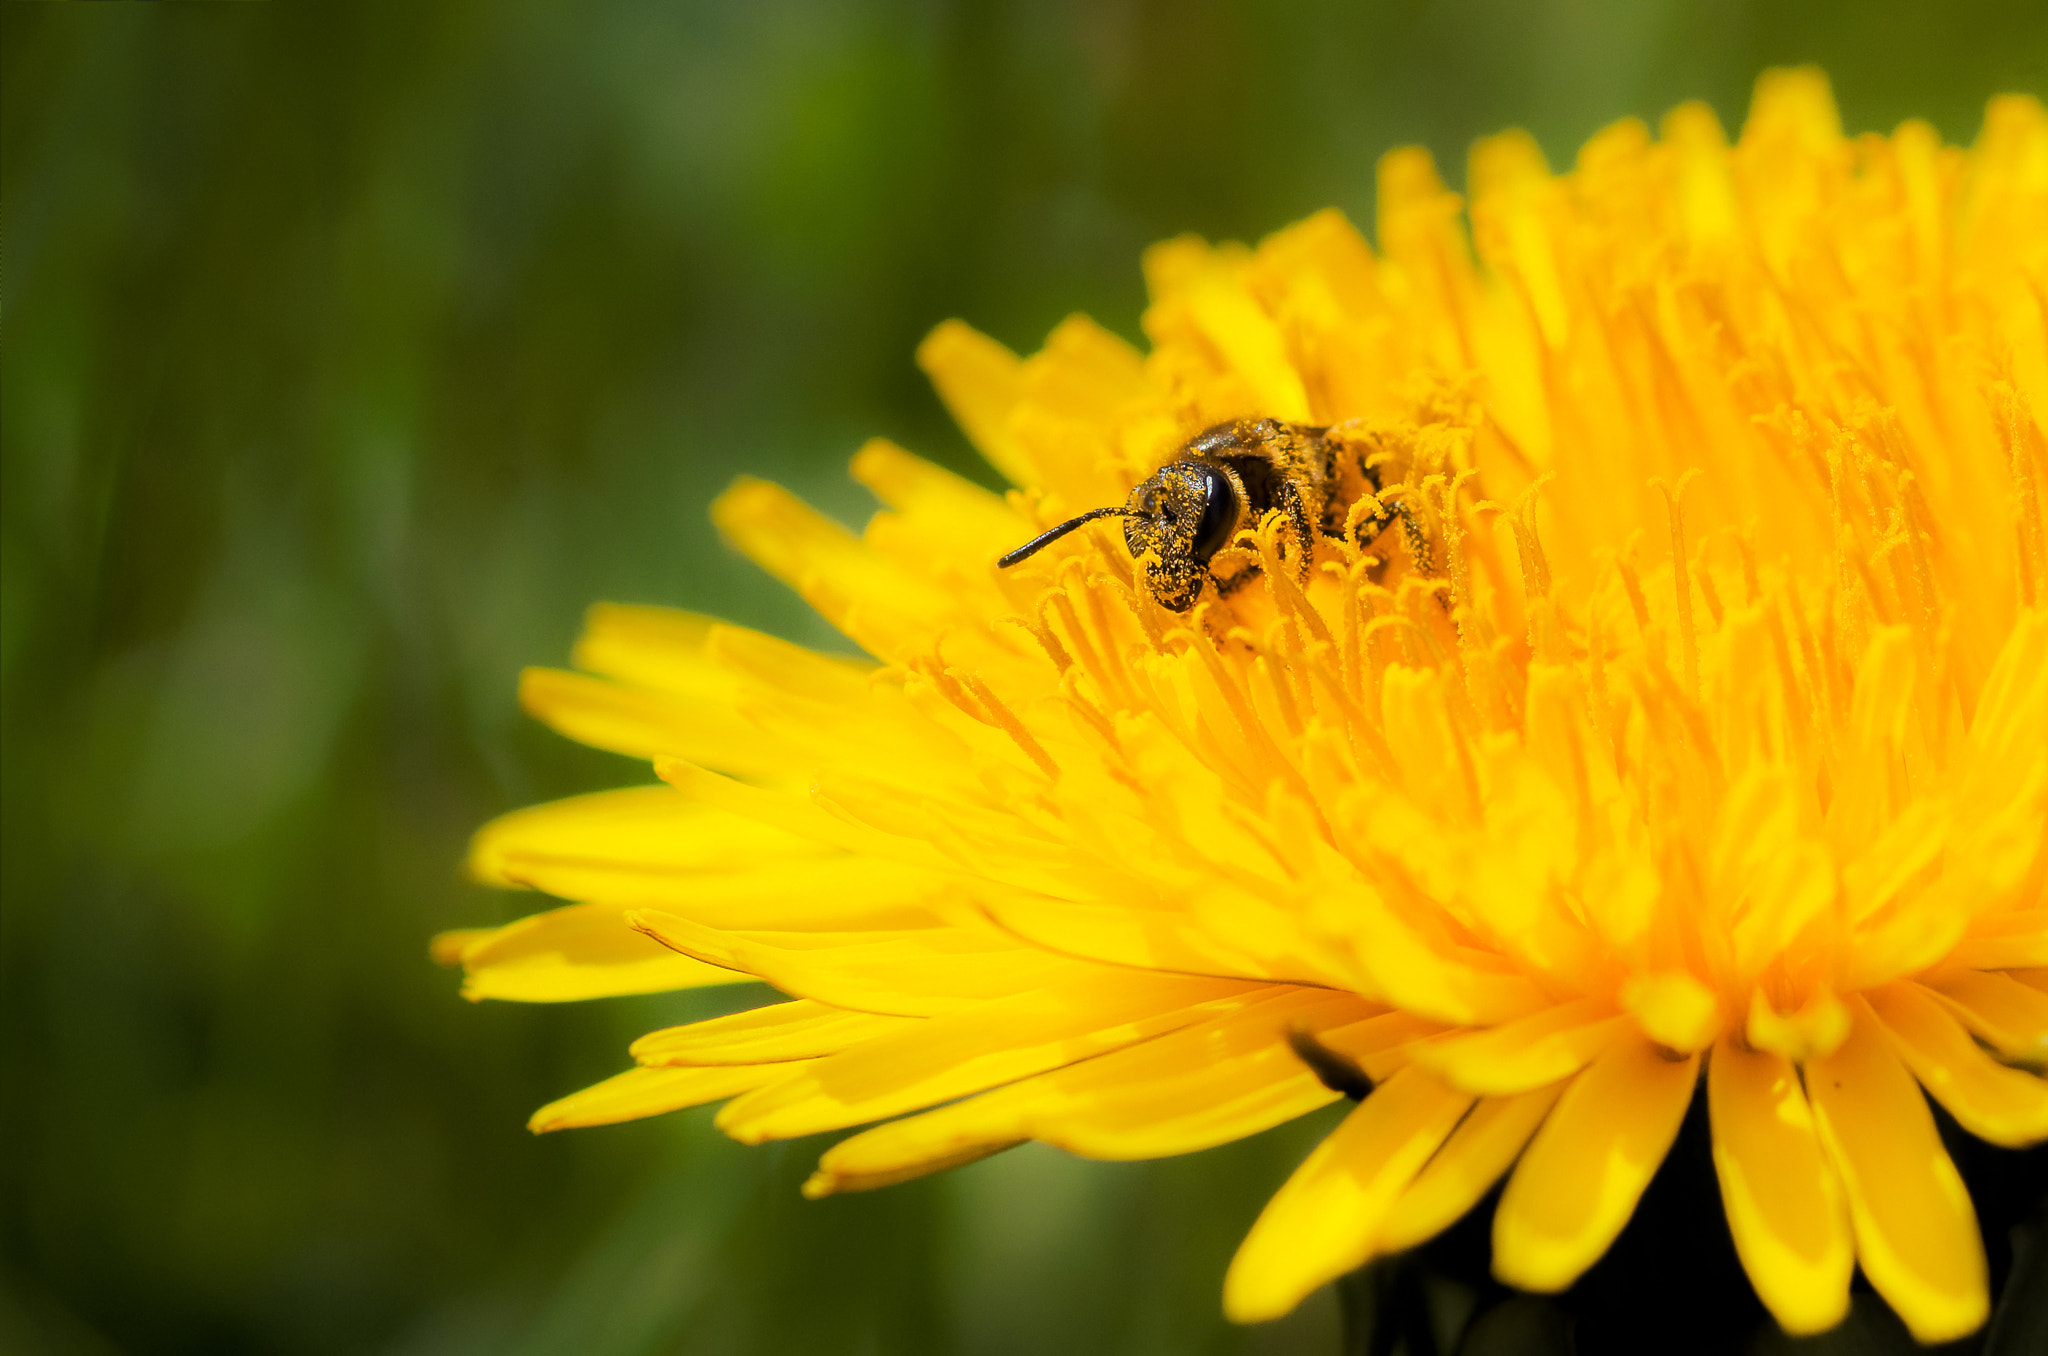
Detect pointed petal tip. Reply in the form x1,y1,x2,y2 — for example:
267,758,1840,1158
429,928,489,967
711,1103,761,1144
1219,1264,1304,1326
708,474,779,524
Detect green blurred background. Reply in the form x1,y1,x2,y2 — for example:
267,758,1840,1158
3,3,2042,1354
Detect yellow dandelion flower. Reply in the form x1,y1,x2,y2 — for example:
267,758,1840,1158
439,70,2048,1342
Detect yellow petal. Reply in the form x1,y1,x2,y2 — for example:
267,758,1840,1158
709,476,941,614
467,787,949,930
702,619,878,706
802,1140,1021,1197
1179,273,1313,424
1341,890,1552,1025
447,902,752,1002
1376,1083,1566,1255
1021,313,1147,420
848,436,1025,558
1946,912,2048,970
1964,608,2048,774
1947,610,2048,905
570,603,728,699
1621,972,1722,1053
630,999,920,1066
1312,1008,1453,1083
1013,989,1368,1159
429,928,492,966
1926,970,2048,1064
631,910,1099,1017
1491,1033,1698,1292
1223,1067,1472,1323
1467,130,1570,348
1706,1037,1852,1335
468,786,821,882
803,988,1369,1195
566,606,880,766
979,892,1344,987
1806,999,1988,1344
653,756,965,877
1746,987,1850,1062
1374,147,1479,376
519,666,774,767
914,319,1032,489
1410,998,1626,1095
714,973,1258,1142
528,1063,806,1132
501,852,945,932
803,1099,1024,1197
1867,983,2048,1147
1030,1050,1337,1161
710,477,958,658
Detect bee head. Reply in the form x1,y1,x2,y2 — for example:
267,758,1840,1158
1121,461,1241,612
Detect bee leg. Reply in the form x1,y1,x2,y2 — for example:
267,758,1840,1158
1313,430,1349,536
1287,1027,1374,1100
1325,437,1393,542
1334,433,1384,492
1211,562,1262,599
1394,500,1432,574
1277,479,1317,586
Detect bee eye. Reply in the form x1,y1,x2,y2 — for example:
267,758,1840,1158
1189,466,1238,560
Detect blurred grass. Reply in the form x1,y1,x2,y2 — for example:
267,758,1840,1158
1,3,2042,1354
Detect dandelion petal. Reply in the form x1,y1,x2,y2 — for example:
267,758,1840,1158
1868,983,2048,1148
1492,1033,1697,1293
1223,1067,1470,1322
1377,1083,1566,1255
1707,1037,1853,1335
1808,1000,1988,1344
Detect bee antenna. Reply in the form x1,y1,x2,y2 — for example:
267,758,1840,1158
996,506,1129,568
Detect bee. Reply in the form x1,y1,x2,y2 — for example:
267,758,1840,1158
997,418,1417,612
